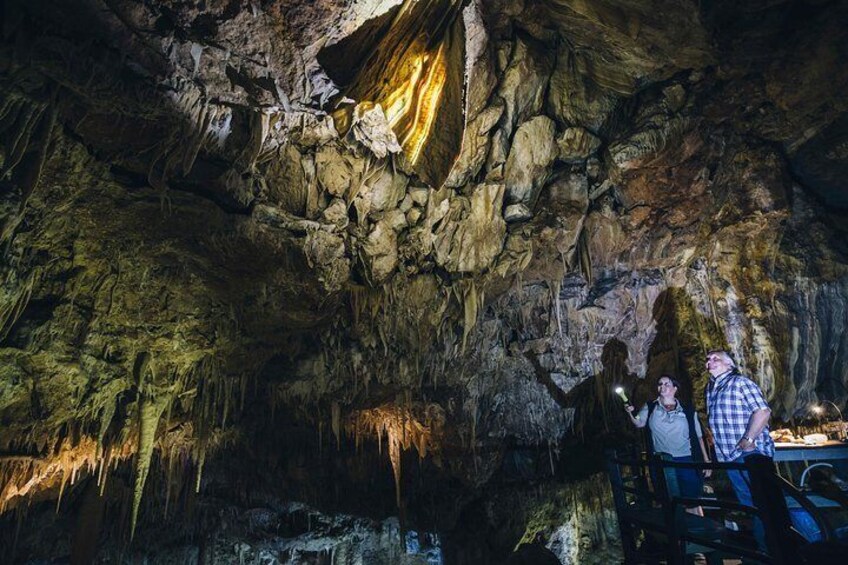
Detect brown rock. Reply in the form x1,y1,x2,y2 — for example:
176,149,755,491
321,198,349,230
547,45,619,131
497,37,554,137
316,144,354,197
445,103,504,188
406,207,423,225
504,116,558,205
462,1,498,123
303,230,349,293
557,127,602,163
289,112,339,148
347,103,402,159
433,183,507,273
265,144,313,216
504,203,532,223
369,166,408,213
362,219,399,284
409,186,430,207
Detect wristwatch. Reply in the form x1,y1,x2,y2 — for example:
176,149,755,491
744,436,755,443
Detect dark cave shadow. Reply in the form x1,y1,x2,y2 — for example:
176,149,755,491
643,288,694,404
642,287,726,413
524,338,638,443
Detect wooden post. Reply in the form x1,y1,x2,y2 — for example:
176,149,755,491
655,453,685,565
605,449,638,564
746,454,800,565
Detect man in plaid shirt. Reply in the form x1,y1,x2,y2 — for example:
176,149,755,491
705,350,773,548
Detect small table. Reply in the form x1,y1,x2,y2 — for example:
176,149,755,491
773,442,848,541
774,441,848,486
774,441,848,462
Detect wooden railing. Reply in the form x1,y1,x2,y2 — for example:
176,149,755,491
605,449,844,564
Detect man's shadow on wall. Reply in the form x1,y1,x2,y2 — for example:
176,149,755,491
524,338,637,442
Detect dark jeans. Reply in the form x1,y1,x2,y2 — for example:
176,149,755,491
650,454,704,503
727,451,768,550
672,455,704,499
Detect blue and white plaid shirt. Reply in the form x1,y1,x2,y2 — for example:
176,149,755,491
706,370,774,462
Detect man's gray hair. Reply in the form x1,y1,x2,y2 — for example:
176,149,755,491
708,350,737,369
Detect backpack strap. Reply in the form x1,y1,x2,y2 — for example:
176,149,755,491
644,400,658,456
681,402,703,462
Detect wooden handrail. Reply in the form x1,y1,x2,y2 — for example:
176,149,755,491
610,454,749,471
671,496,760,515
605,448,848,565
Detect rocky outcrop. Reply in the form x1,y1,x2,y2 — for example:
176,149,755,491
433,183,507,273
547,45,621,132
504,116,558,206
557,127,602,163
497,37,554,138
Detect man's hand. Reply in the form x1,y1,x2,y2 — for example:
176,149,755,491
737,437,756,452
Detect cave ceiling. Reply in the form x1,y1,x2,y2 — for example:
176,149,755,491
1,0,848,536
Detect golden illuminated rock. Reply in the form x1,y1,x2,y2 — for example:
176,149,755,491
320,0,467,187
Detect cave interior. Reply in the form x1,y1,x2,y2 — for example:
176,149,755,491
1,0,848,563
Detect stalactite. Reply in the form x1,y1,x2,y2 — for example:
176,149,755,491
388,434,402,511
461,280,479,353
1,101,45,177
553,280,564,338
164,445,176,516
346,404,442,515
194,442,206,494
0,270,36,341
331,402,341,450
576,227,592,285
130,393,168,539
181,102,213,175
0,95,25,131
18,103,58,211
98,446,111,496
1,436,132,513
238,111,270,171
55,469,68,513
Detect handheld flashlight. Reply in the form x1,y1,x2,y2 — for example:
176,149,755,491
615,387,638,419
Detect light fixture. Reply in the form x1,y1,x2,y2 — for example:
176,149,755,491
815,400,846,440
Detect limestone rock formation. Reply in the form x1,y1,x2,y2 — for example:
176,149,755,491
504,116,558,206
1,0,848,562
557,127,602,163
433,183,507,273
